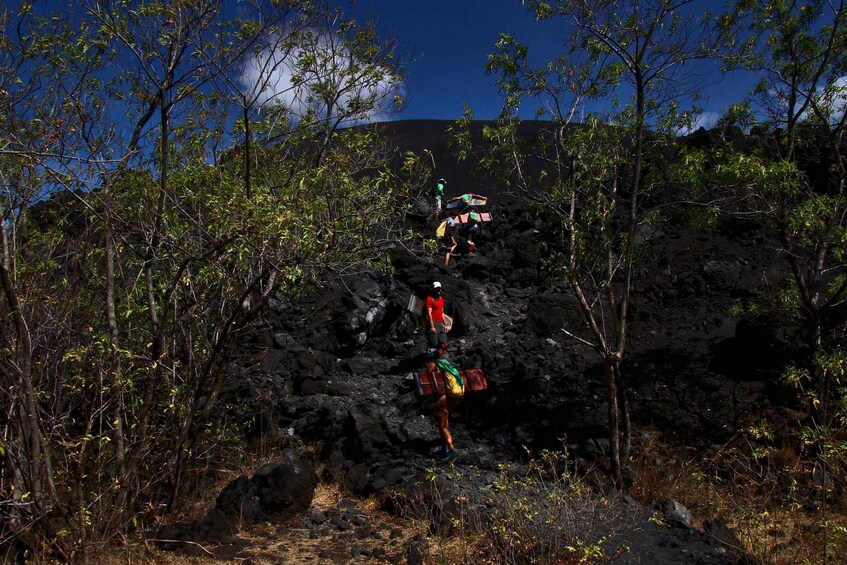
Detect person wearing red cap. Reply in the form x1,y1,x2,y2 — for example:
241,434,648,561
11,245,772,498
425,281,448,347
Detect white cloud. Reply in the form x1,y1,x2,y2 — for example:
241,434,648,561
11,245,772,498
759,74,847,125
815,75,847,123
239,29,404,126
676,111,720,136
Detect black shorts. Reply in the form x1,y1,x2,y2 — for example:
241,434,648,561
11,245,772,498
428,321,448,347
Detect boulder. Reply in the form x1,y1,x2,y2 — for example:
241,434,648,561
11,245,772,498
252,458,318,516
525,293,582,337
657,499,693,529
214,454,317,524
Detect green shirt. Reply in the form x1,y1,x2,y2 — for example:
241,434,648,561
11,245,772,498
434,181,445,197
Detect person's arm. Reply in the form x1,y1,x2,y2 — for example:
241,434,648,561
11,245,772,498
426,306,436,332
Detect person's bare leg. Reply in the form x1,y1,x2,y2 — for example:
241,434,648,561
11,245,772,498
444,239,457,266
436,395,453,451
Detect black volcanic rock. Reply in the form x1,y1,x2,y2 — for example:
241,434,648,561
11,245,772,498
215,453,318,523
210,120,798,563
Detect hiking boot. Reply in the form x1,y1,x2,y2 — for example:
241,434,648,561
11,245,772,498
440,449,459,464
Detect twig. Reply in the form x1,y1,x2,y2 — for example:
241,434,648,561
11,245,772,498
147,539,215,556
561,327,598,348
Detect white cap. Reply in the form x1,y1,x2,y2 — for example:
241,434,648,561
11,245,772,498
433,281,442,289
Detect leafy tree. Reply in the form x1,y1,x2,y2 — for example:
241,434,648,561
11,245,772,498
723,0,847,365
0,0,420,557
455,0,720,487
205,0,316,198
717,4,847,556
0,4,103,557
70,0,267,527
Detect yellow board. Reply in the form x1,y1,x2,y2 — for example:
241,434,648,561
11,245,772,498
435,220,447,237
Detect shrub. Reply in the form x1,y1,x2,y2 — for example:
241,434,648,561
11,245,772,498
392,450,636,564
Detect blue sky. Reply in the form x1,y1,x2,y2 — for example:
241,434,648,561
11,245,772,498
21,0,759,129
341,0,758,126
344,0,566,120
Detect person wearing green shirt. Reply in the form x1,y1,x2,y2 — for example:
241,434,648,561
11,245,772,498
432,178,446,221
463,208,480,252
445,192,486,211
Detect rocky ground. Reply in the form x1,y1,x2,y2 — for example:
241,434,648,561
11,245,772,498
154,149,794,563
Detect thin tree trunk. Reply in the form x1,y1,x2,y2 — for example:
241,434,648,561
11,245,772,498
165,268,277,509
614,361,631,486
604,356,623,487
1,210,59,526
244,104,252,199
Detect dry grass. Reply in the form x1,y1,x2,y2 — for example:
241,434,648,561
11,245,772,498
31,429,847,564
630,430,847,565
389,455,637,565
70,481,434,565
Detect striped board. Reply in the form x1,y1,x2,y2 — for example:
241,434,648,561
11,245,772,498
407,294,424,316
446,195,488,209
456,212,492,223
414,368,488,397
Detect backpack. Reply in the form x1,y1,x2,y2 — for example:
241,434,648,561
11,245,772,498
436,357,465,396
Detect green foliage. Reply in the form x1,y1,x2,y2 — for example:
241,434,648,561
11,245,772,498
716,102,755,132
486,453,622,564
458,0,723,490
729,299,760,319
0,0,422,558
393,451,632,564
712,148,804,202
723,0,847,360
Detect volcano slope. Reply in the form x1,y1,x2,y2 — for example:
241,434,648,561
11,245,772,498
205,155,789,562
234,116,790,476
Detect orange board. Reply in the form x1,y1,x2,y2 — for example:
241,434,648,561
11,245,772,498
414,369,488,396
456,212,492,223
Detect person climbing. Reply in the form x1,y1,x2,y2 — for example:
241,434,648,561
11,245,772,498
425,343,464,462
445,192,486,212
425,281,448,347
442,208,459,266
462,208,481,253
432,178,446,221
